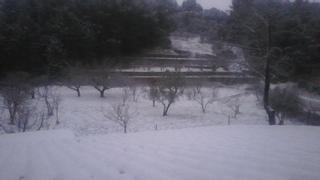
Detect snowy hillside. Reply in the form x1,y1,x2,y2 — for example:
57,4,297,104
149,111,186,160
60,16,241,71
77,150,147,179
170,36,215,56
1,126,320,180
169,36,247,72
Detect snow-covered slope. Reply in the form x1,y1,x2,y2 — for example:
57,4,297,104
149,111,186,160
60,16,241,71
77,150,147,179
1,126,320,180
171,36,215,56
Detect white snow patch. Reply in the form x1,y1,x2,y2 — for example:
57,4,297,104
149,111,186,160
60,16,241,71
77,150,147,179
1,126,320,180
171,36,215,56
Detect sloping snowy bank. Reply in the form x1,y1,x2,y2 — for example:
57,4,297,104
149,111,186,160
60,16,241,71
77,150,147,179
1,126,320,180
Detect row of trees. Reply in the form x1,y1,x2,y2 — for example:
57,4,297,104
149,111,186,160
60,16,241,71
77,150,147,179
63,66,304,124
0,72,61,133
103,81,247,133
0,69,303,133
0,0,177,75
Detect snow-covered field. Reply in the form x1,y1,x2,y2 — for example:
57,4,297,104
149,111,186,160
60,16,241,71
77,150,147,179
51,85,267,135
0,84,266,135
169,36,247,72
1,126,320,180
171,36,215,56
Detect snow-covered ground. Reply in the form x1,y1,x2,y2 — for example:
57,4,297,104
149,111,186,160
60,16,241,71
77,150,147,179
169,36,247,72
0,84,266,135
171,36,215,56
53,85,266,135
1,125,320,180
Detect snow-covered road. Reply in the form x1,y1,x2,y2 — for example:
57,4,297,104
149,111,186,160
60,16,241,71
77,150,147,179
1,126,320,180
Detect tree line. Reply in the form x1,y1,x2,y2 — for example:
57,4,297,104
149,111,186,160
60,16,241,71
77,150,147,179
0,0,178,75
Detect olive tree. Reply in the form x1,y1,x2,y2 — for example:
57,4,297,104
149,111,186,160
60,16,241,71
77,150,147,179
64,66,86,97
193,88,218,113
148,80,160,107
157,71,184,116
90,69,111,98
103,89,136,133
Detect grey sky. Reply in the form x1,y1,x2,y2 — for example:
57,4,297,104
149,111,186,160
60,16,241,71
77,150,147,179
176,0,232,11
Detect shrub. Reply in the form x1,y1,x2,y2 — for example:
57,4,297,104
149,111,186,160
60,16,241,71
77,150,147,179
269,87,302,125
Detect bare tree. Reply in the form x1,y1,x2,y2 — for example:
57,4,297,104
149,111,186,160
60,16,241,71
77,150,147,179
28,76,46,99
214,93,249,125
105,104,132,133
185,83,202,101
90,69,111,98
0,107,7,133
0,72,30,124
157,71,184,116
225,98,241,119
103,90,136,133
121,88,131,105
16,103,35,132
215,103,236,126
129,85,139,102
37,112,48,131
148,80,160,107
64,66,86,97
227,1,289,125
193,88,218,113
52,94,62,125
38,86,55,116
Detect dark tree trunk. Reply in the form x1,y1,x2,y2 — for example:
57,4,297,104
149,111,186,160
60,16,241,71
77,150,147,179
278,114,285,125
100,90,105,98
8,104,17,125
267,108,276,125
263,21,276,125
264,55,271,109
152,100,156,107
37,114,45,131
162,102,172,116
45,100,53,116
77,89,81,97
31,90,35,99
23,119,28,132
201,104,206,113
264,22,271,109
9,115,15,125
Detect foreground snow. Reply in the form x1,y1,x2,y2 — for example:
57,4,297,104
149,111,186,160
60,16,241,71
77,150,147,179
1,126,320,180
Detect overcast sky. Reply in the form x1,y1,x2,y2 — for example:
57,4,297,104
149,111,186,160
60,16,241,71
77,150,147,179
176,0,232,11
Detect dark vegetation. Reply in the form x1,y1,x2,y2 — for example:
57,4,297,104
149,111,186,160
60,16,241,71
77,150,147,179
223,0,320,80
173,0,228,40
220,0,320,125
1,0,318,80
0,0,178,75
